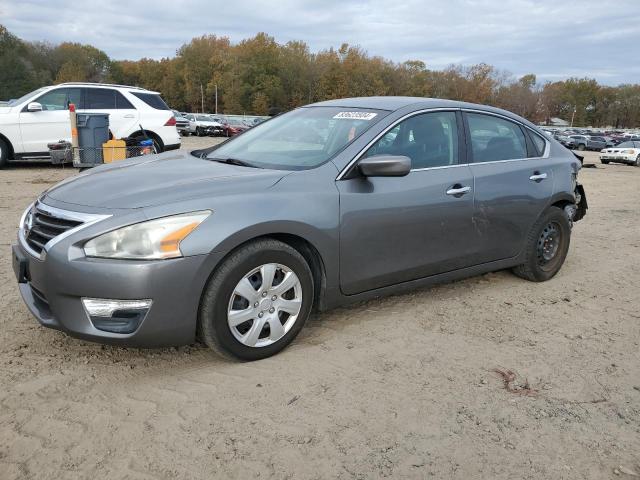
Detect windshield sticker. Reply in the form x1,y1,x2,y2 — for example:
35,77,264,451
333,111,377,120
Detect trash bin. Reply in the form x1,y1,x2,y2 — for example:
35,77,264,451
76,113,110,166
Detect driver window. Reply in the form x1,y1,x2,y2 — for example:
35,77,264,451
363,111,459,169
34,89,70,111
34,88,82,111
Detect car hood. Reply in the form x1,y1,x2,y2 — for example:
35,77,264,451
44,150,287,209
0,105,11,114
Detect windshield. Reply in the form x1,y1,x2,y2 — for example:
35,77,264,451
7,87,48,106
206,106,387,170
618,141,640,148
196,115,210,121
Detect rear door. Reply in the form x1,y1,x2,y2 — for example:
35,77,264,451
18,87,81,153
464,111,554,263
80,88,139,138
338,110,479,295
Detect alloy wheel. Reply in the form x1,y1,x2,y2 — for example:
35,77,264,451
227,263,302,348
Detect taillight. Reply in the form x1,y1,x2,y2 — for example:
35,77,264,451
165,116,177,127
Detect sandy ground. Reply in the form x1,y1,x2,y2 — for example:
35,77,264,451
1,141,639,480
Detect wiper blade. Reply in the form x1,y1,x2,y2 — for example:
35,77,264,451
210,157,260,168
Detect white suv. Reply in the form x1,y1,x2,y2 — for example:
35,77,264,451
0,82,181,167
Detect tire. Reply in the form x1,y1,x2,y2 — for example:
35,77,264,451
512,206,571,282
577,144,586,151
635,154,640,167
601,159,609,165
199,239,314,360
0,138,8,169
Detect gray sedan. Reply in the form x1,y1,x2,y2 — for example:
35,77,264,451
12,97,587,360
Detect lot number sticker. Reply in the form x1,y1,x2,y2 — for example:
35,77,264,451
333,111,378,120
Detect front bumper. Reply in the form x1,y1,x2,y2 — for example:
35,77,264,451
12,238,224,347
600,154,635,163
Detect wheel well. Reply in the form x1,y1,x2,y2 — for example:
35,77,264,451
214,234,327,312
551,199,573,210
0,133,15,159
129,130,164,151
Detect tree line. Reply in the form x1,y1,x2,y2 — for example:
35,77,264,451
1,25,639,127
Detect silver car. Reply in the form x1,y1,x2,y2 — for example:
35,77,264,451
12,97,587,360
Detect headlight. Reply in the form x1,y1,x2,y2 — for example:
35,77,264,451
622,149,635,154
84,211,211,260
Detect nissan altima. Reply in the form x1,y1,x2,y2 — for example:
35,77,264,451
12,97,587,360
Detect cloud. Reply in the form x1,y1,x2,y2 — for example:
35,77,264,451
1,0,639,84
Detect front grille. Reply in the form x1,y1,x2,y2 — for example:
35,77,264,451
26,205,83,255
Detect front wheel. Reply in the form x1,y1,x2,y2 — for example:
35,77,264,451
577,144,586,151
635,154,640,167
0,138,8,168
512,207,571,282
199,239,314,360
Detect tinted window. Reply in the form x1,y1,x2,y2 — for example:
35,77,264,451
34,88,81,111
85,88,116,109
131,92,170,110
115,91,134,109
467,113,527,162
530,131,547,156
364,111,459,169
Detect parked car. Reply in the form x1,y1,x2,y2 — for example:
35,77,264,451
172,110,190,136
555,134,577,149
0,82,180,167
184,114,223,136
221,118,250,137
12,97,587,360
569,135,606,151
599,141,640,166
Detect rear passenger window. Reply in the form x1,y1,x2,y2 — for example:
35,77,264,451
363,111,459,169
467,113,527,162
85,88,116,109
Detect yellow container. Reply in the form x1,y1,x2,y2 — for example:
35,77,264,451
102,139,127,163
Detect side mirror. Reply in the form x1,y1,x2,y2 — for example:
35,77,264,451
358,155,411,177
26,102,43,112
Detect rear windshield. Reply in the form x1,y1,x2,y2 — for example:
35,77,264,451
130,92,170,110
206,106,387,170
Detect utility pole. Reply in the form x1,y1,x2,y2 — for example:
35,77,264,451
570,106,576,127
215,84,218,114
200,84,204,113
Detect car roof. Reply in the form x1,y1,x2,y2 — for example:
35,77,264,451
56,82,159,94
306,96,537,126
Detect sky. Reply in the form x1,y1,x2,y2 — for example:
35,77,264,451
2,0,640,85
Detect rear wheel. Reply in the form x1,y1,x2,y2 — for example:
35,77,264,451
512,207,571,282
0,138,8,168
199,239,314,360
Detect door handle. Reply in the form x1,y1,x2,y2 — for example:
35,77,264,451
529,172,548,182
446,185,471,196
124,114,135,118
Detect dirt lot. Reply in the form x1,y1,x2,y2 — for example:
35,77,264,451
1,142,639,480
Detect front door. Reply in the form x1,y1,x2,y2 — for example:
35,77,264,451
18,87,81,153
338,110,479,295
